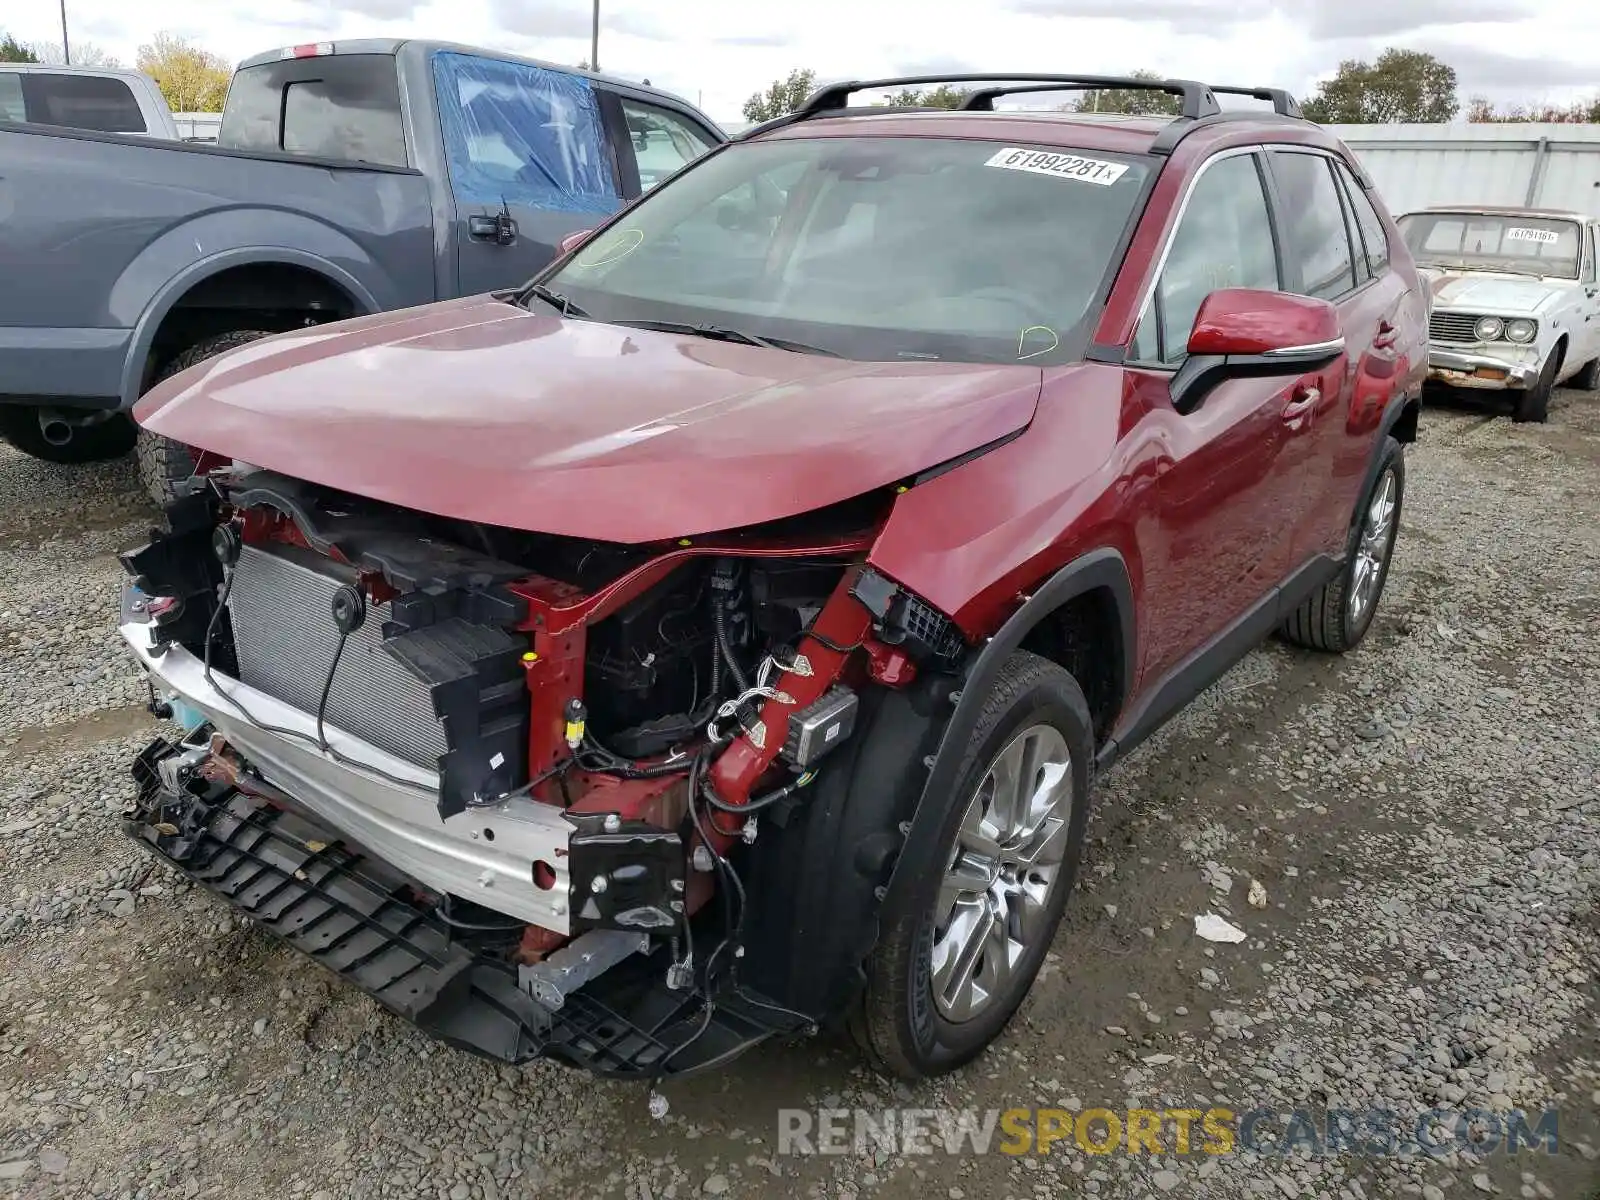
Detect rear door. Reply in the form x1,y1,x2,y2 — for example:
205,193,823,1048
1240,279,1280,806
432,51,625,296
1126,149,1309,681
1265,149,1408,572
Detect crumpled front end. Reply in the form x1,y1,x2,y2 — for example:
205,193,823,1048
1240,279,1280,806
116,463,964,1073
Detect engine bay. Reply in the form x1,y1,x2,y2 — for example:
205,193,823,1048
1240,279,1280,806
115,464,968,1069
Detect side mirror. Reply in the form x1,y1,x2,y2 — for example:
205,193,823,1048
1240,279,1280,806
1171,288,1345,414
559,228,595,256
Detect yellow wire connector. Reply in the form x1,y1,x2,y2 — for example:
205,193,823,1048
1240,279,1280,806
563,698,587,750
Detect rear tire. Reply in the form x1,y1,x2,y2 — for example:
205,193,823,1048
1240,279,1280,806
1513,347,1559,424
849,651,1092,1079
137,330,271,508
1572,357,1600,392
1279,437,1404,655
0,406,136,464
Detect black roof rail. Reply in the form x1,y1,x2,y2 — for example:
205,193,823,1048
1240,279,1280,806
793,73,1223,122
734,72,1306,153
1208,85,1302,117
1148,109,1308,155
958,77,1217,118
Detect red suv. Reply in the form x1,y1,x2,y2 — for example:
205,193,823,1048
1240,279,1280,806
120,74,1425,1081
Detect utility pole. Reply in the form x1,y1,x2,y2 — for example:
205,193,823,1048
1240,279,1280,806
59,0,70,64
590,0,599,73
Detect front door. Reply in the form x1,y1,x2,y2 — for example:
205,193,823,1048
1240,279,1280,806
1579,223,1600,367
1125,149,1310,682
433,51,626,296
1267,150,1411,570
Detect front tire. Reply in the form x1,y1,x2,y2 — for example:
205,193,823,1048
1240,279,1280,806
1513,347,1559,423
137,330,271,508
850,651,1092,1079
1280,436,1404,654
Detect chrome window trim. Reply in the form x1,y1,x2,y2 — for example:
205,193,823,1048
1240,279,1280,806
1261,336,1346,357
1130,142,1366,348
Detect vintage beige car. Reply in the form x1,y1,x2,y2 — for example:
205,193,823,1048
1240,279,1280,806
1397,205,1600,422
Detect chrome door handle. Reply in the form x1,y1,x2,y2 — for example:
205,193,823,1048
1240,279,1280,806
1283,387,1319,420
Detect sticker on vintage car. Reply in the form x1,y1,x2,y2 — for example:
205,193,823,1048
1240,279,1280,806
1505,227,1560,244
984,147,1129,186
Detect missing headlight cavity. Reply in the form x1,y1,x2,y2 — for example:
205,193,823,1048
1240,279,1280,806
585,556,852,758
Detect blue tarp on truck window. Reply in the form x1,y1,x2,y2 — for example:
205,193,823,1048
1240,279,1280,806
433,51,620,215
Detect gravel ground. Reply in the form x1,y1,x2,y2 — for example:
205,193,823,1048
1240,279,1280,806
1,391,1597,1200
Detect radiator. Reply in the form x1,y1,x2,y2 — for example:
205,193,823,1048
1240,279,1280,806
226,543,448,769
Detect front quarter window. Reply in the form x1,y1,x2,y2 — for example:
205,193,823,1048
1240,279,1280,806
1129,151,1281,366
545,136,1152,365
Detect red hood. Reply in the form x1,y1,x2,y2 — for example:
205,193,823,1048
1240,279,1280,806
136,297,1043,544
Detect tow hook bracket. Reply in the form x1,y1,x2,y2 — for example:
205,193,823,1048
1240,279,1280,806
565,813,684,932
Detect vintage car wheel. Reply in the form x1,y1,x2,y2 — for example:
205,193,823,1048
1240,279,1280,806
849,651,1092,1079
1513,348,1560,424
138,330,272,508
1281,436,1405,654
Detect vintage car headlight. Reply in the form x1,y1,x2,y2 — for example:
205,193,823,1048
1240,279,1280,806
1505,318,1537,343
1474,316,1504,341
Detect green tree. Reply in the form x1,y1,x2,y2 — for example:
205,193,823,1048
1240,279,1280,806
1072,69,1180,116
136,32,231,113
1301,49,1458,124
742,68,817,122
881,83,972,109
0,33,38,63
1468,94,1600,123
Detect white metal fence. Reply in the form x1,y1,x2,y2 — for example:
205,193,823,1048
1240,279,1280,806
1326,123,1600,218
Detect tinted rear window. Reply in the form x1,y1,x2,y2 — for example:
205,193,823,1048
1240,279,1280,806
13,73,146,133
220,53,406,166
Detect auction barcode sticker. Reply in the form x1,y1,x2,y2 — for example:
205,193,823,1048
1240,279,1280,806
1505,227,1560,244
985,147,1129,186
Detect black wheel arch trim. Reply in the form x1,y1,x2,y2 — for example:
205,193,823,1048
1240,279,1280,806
878,546,1135,920
1350,390,1418,534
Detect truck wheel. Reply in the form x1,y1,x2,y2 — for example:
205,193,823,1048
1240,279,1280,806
1513,348,1559,424
849,651,1092,1079
137,330,271,508
1279,437,1404,655
0,406,137,464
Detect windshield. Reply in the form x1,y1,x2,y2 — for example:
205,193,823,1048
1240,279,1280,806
1397,212,1580,279
538,136,1153,364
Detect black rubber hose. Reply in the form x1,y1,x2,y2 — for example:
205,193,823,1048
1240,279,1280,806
711,599,750,694
314,629,351,753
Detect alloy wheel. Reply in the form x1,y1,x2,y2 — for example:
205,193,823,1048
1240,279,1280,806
1348,466,1398,626
931,723,1074,1023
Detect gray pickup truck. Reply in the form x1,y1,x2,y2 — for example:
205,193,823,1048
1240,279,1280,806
0,39,725,502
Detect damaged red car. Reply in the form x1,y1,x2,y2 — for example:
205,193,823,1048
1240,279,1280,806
118,73,1425,1080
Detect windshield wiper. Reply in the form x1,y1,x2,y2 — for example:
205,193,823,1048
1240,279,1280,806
522,283,589,319
610,319,839,357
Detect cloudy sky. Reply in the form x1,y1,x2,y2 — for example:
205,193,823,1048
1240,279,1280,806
3,0,1593,121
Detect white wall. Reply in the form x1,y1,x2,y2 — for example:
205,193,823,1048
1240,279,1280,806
1326,123,1600,217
